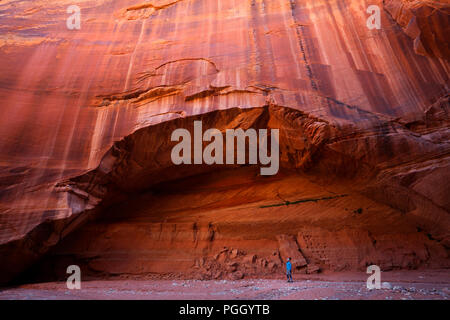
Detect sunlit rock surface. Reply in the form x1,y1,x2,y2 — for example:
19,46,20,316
0,0,448,284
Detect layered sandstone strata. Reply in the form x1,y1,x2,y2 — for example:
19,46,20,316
0,0,448,284
383,0,449,60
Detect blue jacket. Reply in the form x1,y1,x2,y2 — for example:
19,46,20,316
286,261,292,272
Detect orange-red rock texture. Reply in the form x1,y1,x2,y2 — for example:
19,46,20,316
384,0,449,59
0,0,448,284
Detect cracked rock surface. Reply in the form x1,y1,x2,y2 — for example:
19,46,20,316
0,0,448,284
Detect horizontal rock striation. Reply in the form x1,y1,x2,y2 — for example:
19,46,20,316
0,0,448,284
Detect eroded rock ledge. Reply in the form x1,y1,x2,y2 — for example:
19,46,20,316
0,0,449,285
2,104,449,284
384,0,450,60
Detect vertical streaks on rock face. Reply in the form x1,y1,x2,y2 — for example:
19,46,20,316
276,234,308,270
0,0,449,283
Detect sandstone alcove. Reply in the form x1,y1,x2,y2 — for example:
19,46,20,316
6,105,449,284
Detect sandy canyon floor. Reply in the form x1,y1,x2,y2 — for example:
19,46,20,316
0,270,448,300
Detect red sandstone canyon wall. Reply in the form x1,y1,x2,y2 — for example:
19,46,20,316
0,0,448,284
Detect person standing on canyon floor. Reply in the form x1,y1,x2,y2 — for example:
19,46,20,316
286,257,293,283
